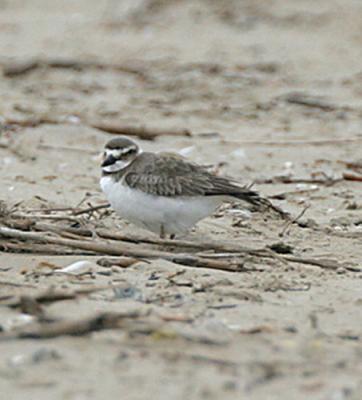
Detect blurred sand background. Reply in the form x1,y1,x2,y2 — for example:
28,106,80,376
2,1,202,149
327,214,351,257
0,1,362,399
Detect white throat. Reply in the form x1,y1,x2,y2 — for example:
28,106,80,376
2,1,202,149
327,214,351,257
102,159,131,173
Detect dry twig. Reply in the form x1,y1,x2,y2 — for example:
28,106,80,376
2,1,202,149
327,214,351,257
0,311,148,340
284,256,361,272
342,172,362,182
1,224,360,272
0,226,245,272
72,203,110,216
89,121,191,140
256,176,342,185
3,116,191,141
0,284,125,307
282,92,340,111
2,58,148,78
279,205,310,237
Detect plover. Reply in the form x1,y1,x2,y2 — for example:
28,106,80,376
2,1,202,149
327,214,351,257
100,137,285,238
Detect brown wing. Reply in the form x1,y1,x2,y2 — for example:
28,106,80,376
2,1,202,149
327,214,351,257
124,153,209,196
123,152,288,217
123,153,271,207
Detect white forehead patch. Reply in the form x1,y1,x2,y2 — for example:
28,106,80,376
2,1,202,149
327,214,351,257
105,146,138,158
105,149,121,158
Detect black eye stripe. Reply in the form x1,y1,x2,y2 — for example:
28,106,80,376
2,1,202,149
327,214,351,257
122,147,136,155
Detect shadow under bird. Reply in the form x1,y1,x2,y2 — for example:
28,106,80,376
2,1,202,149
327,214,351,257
100,137,286,238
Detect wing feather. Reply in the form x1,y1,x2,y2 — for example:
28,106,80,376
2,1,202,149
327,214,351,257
123,152,286,216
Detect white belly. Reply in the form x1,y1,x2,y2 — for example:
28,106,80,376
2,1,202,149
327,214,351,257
100,176,222,236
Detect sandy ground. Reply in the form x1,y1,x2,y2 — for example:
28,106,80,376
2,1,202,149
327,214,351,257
0,1,362,399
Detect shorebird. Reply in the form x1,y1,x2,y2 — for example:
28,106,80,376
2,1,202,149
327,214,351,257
100,137,285,238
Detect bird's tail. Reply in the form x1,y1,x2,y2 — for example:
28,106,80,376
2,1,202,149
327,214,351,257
232,189,289,219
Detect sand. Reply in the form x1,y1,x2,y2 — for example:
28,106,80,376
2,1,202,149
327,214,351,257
0,1,362,399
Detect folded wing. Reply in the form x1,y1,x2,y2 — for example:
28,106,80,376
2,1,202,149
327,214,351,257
124,153,286,216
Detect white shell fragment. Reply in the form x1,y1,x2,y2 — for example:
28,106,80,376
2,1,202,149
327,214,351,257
178,146,195,157
226,209,252,219
282,161,294,177
230,148,246,159
56,260,96,275
2,314,36,332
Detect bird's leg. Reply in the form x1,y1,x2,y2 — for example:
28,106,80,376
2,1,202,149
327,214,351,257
160,224,165,239
159,225,176,240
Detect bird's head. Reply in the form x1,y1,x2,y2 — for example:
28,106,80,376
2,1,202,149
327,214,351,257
101,137,141,174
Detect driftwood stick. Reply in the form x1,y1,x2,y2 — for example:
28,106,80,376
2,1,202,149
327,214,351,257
258,171,362,186
1,217,277,263
3,116,191,141
10,213,80,223
97,228,251,252
0,284,130,307
226,138,362,147
284,256,361,272
282,92,339,111
0,240,94,255
2,58,148,78
2,59,39,77
33,222,93,238
3,217,360,272
31,222,271,255
279,205,310,237
0,310,148,340
7,203,109,219
0,227,245,272
72,203,110,216
323,230,362,239
97,256,141,268
25,207,78,213
3,116,61,127
255,176,343,185
269,188,319,200
342,172,362,182
32,222,285,265
89,121,191,140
